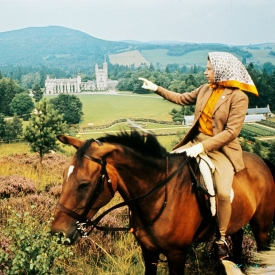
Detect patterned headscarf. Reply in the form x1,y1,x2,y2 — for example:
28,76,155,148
208,52,258,96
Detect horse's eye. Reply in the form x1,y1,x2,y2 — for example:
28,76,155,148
78,182,90,191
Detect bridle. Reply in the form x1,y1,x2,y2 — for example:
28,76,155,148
55,139,207,238
56,139,115,237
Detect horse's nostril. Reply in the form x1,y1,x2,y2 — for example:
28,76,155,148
51,231,67,244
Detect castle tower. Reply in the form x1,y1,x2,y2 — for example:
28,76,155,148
95,62,108,90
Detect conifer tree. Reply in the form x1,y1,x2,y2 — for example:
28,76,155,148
24,98,66,175
4,116,23,143
32,84,43,102
0,113,6,139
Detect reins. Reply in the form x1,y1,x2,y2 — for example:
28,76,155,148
56,141,193,237
56,139,214,238
86,154,191,233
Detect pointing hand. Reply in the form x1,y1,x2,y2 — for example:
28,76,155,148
138,77,158,92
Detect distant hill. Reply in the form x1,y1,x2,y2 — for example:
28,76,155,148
0,26,274,70
0,26,131,68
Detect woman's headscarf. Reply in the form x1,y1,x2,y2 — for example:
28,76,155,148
208,52,258,96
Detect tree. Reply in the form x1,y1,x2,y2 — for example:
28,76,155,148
50,94,83,125
21,72,41,89
3,116,23,143
32,84,43,102
149,63,155,71
0,78,24,115
24,99,67,175
252,140,265,158
0,113,6,139
263,62,275,75
9,93,35,120
240,139,252,153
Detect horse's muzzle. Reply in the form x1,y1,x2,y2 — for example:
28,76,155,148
51,226,80,245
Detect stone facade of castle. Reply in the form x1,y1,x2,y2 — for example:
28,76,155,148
45,62,118,95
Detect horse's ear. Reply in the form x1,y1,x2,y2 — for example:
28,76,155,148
57,135,84,149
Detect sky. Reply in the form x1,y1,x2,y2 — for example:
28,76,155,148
0,0,274,46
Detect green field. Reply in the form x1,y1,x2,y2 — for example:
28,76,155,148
141,49,209,68
246,47,275,64
140,46,275,69
45,92,186,151
46,93,180,126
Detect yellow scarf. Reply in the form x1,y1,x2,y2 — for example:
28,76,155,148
198,87,224,136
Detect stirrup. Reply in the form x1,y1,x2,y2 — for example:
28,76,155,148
213,239,230,261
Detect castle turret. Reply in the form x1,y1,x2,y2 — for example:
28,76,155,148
95,62,108,90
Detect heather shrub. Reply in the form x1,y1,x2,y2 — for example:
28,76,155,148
0,153,69,190
0,208,73,275
0,175,36,198
0,149,274,274
0,193,56,225
47,185,62,197
0,153,69,170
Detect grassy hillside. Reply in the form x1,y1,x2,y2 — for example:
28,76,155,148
142,45,275,68
109,50,150,67
245,47,275,64
113,44,275,69
141,49,210,68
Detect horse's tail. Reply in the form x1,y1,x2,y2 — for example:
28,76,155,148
262,158,275,223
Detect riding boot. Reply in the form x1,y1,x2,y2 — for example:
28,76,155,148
215,197,232,260
214,238,229,261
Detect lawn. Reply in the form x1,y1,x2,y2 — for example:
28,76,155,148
32,92,186,151
45,93,181,127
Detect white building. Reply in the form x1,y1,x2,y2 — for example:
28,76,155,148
244,114,266,122
45,75,81,94
183,115,195,126
182,106,272,126
45,62,118,95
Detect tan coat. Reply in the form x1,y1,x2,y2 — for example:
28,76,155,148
156,84,248,172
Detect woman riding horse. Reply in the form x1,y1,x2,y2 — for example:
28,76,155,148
52,131,274,275
139,51,259,260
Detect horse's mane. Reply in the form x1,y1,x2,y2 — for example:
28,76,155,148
76,130,167,164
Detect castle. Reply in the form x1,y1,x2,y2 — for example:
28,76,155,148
45,62,118,95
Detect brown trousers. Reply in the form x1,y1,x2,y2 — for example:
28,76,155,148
176,132,234,239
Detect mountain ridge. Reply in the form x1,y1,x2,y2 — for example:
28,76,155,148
0,26,274,69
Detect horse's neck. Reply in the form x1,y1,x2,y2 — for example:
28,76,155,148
112,153,167,200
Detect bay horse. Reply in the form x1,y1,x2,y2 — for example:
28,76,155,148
51,131,275,275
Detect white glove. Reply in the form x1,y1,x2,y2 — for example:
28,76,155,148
185,143,204,158
138,77,158,92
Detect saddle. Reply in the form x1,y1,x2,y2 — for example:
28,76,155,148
190,154,234,217
188,154,217,217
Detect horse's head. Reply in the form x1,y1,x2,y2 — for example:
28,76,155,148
51,135,118,243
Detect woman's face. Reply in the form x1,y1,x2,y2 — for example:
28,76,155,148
204,60,215,84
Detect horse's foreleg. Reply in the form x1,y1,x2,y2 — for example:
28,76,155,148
230,228,244,264
141,246,159,275
167,250,187,275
